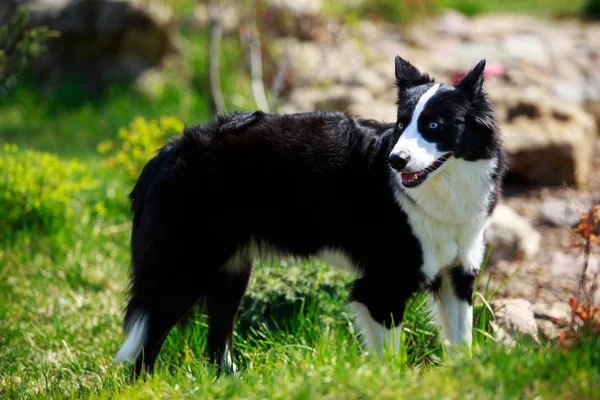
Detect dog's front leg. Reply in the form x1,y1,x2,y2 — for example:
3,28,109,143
432,266,476,353
348,276,414,355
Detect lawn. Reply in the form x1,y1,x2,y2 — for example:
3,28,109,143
1,2,600,398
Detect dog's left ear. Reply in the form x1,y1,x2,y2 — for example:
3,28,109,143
456,59,486,99
395,56,433,91
456,59,485,99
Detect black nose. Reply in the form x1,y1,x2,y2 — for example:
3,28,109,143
389,153,409,171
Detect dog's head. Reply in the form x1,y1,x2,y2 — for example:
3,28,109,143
388,57,500,189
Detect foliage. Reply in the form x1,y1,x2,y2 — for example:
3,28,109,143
325,0,589,21
584,0,600,17
0,144,95,234
435,0,588,16
0,9,55,91
98,116,184,182
552,202,600,351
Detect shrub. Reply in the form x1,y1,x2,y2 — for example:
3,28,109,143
0,144,95,234
98,116,184,182
0,9,55,90
584,0,600,17
237,260,350,334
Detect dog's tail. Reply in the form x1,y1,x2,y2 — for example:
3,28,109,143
114,148,172,364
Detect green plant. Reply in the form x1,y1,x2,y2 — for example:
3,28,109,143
0,144,95,234
98,116,184,182
553,203,600,350
584,0,600,17
0,9,56,90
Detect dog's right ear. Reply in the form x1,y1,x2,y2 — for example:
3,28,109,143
394,56,433,91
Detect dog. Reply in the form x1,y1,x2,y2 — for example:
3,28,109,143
114,56,506,374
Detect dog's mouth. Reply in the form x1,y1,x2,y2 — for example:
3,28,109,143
400,153,452,188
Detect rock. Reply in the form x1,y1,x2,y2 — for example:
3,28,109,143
349,69,391,97
4,0,175,89
532,302,570,321
548,251,600,279
532,302,570,339
503,34,551,66
436,9,469,38
284,85,374,113
268,0,322,14
536,320,559,340
491,88,597,187
193,2,240,33
486,204,541,263
468,14,544,40
491,298,539,341
540,198,583,227
349,101,397,122
284,38,366,85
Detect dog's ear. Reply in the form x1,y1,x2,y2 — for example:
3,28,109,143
394,56,433,91
456,59,486,99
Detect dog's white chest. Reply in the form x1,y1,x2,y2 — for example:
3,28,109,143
404,210,486,279
394,158,496,279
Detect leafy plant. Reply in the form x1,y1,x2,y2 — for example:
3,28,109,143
0,8,56,90
584,0,600,17
553,202,600,350
98,116,184,182
0,144,95,234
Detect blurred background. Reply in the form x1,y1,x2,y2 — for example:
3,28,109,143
1,0,600,396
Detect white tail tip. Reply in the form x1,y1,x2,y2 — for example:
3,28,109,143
113,311,149,364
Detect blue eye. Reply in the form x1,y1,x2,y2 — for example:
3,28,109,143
429,122,439,129
398,122,404,130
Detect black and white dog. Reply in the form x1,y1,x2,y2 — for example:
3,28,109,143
114,57,506,374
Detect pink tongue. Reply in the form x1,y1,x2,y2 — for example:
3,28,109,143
401,171,422,182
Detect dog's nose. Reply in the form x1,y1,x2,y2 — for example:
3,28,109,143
389,153,410,171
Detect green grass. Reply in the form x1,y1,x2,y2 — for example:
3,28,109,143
324,0,590,23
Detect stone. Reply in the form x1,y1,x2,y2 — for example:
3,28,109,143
285,85,374,113
268,0,322,14
503,34,551,66
5,0,175,89
491,298,539,341
540,198,583,227
532,302,571,339
491,88,597,187
536,320,559,340
283,38,365,85
548,251,600,280
486,204,541,263
349,69,391,97
532,302,570,321
193,2,240,33
435,9,469,38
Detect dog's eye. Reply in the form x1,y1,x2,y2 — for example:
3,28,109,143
429,122,439,129
397,122,404,130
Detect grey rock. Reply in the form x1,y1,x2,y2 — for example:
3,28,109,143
492,298,539,341
491,87,597,187
503,34,551,66
540,198,583,227
5,0,175,89
487,204,541,263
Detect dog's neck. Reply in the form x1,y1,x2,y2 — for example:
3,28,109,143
394,157,499,226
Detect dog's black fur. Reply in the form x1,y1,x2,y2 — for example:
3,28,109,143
118,57,506,375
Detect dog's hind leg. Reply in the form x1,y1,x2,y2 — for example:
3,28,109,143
117,282,205,376
205,261,252,373
431,266,476,353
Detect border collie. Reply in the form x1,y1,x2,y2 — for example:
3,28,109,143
114,57,506,374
